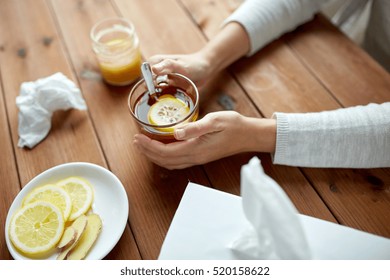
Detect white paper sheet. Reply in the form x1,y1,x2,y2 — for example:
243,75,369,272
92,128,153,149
159,182,390,260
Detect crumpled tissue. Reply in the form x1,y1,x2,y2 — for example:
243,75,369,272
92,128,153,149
229,157,312,259
16,72,87,149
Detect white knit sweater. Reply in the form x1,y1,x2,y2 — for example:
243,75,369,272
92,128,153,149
273,103,390,168
225,0,390,168
225,0,390,71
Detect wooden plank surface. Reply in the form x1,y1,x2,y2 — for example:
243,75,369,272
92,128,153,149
285,14,390,107
115,0,336,224
0,0,139,260
282,14,390,237
1,0,388,261
180,0,390,237
49,0,212,259
0,80,19,260
0,0,105,185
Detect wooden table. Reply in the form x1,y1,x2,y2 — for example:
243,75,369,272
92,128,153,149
1,0,389,260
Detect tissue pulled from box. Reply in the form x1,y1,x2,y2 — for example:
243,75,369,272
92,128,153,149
229,157,312,259
16,72,87,148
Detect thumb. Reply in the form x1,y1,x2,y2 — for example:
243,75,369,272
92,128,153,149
174,116,218,140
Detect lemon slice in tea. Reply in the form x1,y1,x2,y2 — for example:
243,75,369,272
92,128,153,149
22,184,72,222
148,94,190,131
56,177,94,221
9,201,65,256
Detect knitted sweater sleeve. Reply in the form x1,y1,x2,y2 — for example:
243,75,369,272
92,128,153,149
224,0,325,56
272,103,390,168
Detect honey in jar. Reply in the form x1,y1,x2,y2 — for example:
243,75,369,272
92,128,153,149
91,18,142,86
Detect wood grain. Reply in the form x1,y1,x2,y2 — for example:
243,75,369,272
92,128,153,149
180,0,390,237
116,0,336,222
0,0,105,185
1,0,388,261
0,0,138,260
283,14,390,237
49,0,212,259
0,79,20,260
285,14,390,106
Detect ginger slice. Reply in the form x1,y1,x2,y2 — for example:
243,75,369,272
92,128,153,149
66,214,102,260
57,227,77,249
57,215,88,260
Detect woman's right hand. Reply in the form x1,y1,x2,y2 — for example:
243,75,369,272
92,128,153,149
148,52,212,87
148,22,250,87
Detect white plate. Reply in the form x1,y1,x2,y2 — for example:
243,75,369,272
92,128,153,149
5,162,129,260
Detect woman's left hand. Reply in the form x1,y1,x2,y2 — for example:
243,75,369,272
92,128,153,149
133,111,276,169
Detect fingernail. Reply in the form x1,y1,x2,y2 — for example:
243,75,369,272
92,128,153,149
175,128,185,139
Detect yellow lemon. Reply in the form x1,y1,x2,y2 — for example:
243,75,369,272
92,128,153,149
56,177,94,221
23,184,72,222
9,201,64,256
148,94,190,132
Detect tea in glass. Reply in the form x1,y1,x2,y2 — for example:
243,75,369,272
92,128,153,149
128,73,199,142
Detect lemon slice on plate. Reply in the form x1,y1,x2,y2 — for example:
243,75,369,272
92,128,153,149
56,177,94,221
9,201,65,256
148,94,190,132
22,184,72,221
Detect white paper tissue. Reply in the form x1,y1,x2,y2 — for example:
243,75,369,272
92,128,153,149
229,157,312,259
16,72,87,149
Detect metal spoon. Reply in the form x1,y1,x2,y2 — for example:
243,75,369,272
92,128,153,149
141,62,158,104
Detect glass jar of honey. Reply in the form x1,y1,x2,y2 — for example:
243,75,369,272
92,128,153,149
90,18,142,86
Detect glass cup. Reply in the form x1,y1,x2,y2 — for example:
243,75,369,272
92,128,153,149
90,17,142,86
128,73,199,143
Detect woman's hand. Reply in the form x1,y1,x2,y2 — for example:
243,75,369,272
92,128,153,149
148,52,211,87
133,111,276,169
147,22,250,88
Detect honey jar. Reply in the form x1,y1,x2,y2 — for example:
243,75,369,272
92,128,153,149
90,18,142,86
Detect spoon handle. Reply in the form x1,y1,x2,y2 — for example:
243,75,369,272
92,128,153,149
141,62,156,95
